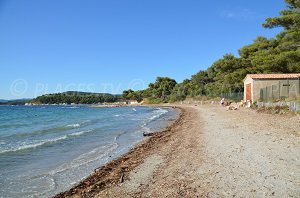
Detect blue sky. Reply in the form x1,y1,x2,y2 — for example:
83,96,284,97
0,0,285,99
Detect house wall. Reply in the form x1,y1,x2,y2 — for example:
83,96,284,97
288,79,300,99
252,78,300,102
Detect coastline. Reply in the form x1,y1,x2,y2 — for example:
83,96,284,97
53,104,300,197
53,106,184,198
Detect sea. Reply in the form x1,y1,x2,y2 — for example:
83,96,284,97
0,105,179,198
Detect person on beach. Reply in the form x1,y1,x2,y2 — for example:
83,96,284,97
220,98,225,106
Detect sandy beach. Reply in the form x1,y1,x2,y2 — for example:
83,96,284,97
55,104,300,198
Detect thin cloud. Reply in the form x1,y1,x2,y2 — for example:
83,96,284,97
220,8,258,20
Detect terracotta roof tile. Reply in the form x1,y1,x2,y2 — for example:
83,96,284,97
246,73,300,79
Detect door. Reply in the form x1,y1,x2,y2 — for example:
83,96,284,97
246,83,251,101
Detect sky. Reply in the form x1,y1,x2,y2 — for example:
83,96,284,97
0,0,285,99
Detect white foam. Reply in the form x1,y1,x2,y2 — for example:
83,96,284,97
60,106,79,109
68,129,93,137
1,130,95,154
139,108,169,134
69,131,85,136
149,108,168,122
66,123,80,128
0,135,68,154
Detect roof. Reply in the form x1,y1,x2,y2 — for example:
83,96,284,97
245,73,300,80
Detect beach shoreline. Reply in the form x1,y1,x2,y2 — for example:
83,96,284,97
54,104,300,197
53,106,184,198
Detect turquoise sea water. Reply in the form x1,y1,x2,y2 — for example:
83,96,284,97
0,105,178,198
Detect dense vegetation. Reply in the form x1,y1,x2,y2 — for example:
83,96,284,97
30,91,121,104
123,0,300,103
122,77,177,103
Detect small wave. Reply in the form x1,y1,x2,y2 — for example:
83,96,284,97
0,136,68,154
60,106,79,109
66,123,80,128
114,114,120,117
138,108,169,134
68,129,93,137
4,123,81,139
49,143,118,175
113,130,127,142
0,129,96,154
69,131,85,137
149,108,168,122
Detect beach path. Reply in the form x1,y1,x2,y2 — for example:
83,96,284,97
93,105,299,197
